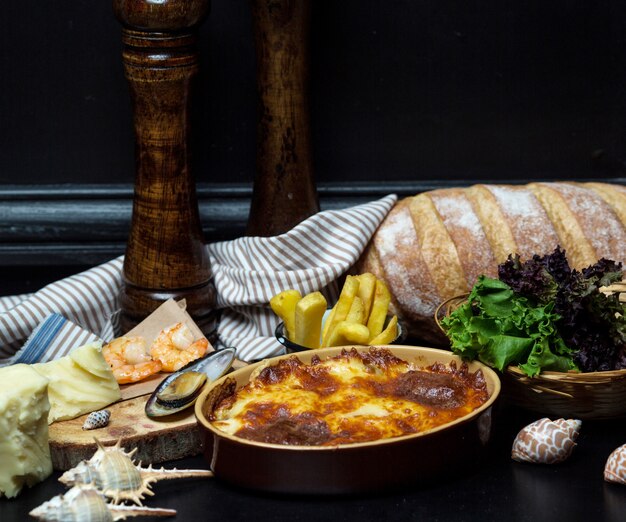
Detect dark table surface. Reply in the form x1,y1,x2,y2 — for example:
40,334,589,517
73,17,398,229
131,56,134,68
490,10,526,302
1,406,624,522
1,270,625,521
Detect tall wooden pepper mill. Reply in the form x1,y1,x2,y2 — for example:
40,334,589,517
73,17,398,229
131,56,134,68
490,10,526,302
113,0,216,333
247,0,319,236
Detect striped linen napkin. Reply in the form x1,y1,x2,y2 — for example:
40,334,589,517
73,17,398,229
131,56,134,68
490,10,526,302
0,194,397,365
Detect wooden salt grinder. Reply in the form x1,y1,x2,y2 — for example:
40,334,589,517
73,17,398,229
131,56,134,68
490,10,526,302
247,0,319,236
113,0,216,333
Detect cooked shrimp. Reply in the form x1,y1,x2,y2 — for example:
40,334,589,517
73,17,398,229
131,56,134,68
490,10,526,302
149,323,209,372
103,336,162,384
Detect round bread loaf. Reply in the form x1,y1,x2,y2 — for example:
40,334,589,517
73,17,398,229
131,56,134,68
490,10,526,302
356,181,626,344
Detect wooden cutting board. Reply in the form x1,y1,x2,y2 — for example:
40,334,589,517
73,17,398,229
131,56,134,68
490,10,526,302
47,345,247,471
48,386,201,471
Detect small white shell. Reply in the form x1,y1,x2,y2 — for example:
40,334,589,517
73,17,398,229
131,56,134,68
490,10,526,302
511,417,581,464
604,443,626,484
82,410,111,431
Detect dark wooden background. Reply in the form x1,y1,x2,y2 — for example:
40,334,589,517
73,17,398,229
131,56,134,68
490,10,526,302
2,1,626,292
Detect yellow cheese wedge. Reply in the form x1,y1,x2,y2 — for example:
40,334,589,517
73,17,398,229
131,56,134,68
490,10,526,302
0,364,52,498
33,341,121,424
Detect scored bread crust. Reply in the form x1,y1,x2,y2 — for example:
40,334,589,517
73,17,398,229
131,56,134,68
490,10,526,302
370,199,444,342
356,181,626,344
528,182,626,268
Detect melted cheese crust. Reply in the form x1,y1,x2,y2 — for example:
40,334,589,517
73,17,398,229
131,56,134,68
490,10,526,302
211,348,489,446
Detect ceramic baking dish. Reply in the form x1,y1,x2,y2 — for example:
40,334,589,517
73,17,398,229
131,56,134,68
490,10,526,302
194,345,501,494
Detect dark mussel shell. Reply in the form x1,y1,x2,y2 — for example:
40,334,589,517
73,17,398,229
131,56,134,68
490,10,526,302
145,347,236,418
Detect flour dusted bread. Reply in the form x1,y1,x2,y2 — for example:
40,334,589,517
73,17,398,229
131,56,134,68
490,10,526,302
356,181,626,344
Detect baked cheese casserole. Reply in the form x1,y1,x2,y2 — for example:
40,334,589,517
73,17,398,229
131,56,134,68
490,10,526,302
209,348,489,446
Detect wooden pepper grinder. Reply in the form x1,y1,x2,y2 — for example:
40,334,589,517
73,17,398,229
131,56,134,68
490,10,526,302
247,0,320,236
113,0,217,333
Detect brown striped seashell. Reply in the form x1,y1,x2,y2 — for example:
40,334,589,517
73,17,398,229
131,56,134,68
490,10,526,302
511,417,581,464
604,444,626,485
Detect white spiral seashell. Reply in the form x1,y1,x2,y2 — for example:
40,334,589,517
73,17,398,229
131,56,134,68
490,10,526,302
29,485,176,521
82,410,111,431
604,444,626,485
59,439,213,505
511,417,581,464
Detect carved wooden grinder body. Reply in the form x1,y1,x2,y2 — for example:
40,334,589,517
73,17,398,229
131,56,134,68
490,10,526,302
247,0,319,236
114,0,216,332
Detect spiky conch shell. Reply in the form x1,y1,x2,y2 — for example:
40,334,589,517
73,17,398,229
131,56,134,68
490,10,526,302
604,443,626,484
59,439,213,505
511,417,582,464
29,485,176,521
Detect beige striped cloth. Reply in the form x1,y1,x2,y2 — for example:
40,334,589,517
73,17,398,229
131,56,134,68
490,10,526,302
0,195,397,364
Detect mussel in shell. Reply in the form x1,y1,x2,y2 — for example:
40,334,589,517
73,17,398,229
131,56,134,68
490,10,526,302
145,347,236,418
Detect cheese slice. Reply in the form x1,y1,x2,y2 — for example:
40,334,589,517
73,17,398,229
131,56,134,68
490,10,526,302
33,341,121,424
0,364,52,498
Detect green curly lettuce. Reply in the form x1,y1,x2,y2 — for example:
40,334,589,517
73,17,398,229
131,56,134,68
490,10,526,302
441,276,576,377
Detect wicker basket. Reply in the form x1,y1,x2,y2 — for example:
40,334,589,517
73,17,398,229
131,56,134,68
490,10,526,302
434,286,626,420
